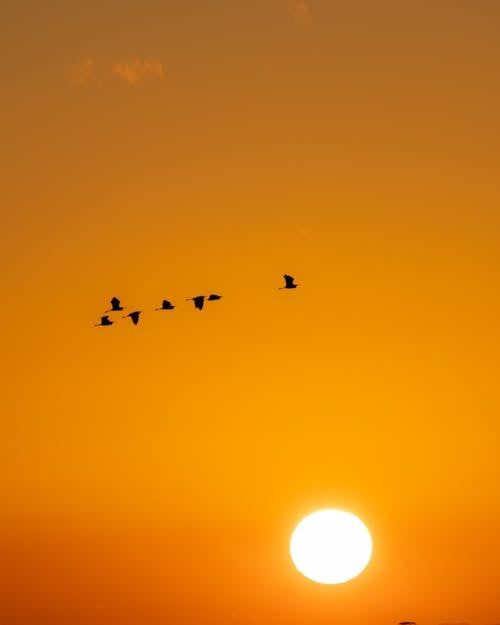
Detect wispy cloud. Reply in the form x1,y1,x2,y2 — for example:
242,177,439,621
110,58,164,85
288,0,312,30
69,57,95,85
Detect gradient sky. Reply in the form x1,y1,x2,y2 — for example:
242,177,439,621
3,1,500,624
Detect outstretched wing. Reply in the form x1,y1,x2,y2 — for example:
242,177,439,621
194,296,205,310
111,297,120,309
283,274,295,288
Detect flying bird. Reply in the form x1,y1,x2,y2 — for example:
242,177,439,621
207,294,222,301
123,311,141,325
399,621,416,624
280,274,298,289
95,315,113,327
186,295,205,310
106,297,124,312
155,299,175,310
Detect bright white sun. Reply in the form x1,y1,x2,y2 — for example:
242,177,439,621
290,509,372,584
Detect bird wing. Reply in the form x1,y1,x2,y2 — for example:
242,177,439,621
284,274,294,287
194,296,204,310
129,311,140,324
208,294,221,300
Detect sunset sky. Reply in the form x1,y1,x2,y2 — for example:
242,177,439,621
3,1,500,623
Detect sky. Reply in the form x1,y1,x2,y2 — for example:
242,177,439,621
2,1,500,623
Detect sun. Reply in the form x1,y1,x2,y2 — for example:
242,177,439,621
290,509,373,584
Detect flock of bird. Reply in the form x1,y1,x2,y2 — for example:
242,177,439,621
94,274,299,327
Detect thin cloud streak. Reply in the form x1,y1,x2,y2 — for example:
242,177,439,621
110,58,164,85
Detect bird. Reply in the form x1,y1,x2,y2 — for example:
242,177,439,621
155,299,175,311
207,294,222,301
186,295,205,310
123,311,141,325
279,274,298,289
399,621,416,624
95,315,113,327
106,297,124,312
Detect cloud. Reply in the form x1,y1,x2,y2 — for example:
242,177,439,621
69,57,95,85
68,56,165,87
288,0,312,29
110,58,164,85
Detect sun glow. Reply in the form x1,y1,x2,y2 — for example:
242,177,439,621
290,509,372,584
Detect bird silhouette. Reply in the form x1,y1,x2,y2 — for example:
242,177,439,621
123,311,141,325
155,299,175,311
280,274,298,289
95,315,113,327
186,295,205,310
207,294,222,301
399,622,416,624
106,297,124,312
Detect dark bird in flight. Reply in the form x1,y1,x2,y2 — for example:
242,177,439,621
123,311,141,325
207,294,222,301
106,297,124,312
399,621,416,624
280,274,298,289
186,295,205,310
95,315,113,327
155,299,175,311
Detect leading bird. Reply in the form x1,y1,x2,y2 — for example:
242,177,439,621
280,274,298,289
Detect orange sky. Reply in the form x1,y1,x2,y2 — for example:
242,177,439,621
2,1,500,624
